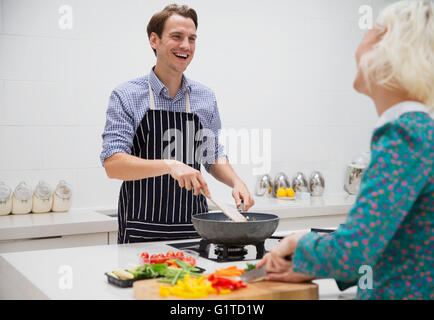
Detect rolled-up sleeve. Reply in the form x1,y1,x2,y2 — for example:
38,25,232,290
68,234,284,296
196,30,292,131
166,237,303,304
100,90,135,167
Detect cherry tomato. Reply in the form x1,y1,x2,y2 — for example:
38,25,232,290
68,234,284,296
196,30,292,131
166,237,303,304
150,254,158,264
166,251,175,258
141,252,149,259
184,256,196,266
140,252,150,264
156,253,167,264
175,251,184,258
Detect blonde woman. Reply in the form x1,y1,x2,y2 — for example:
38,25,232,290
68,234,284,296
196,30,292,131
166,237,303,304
258,0,434,300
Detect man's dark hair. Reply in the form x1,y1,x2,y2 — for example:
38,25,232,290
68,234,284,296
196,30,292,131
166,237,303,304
147,4,198,55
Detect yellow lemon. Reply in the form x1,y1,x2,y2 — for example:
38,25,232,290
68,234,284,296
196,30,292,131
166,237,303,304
286,188,295,198
277,187,287,197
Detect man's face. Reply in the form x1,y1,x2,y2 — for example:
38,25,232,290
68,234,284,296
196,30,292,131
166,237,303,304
150,14,197,74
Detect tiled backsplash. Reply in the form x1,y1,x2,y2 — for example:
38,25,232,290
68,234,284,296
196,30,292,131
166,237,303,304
0,0,393,208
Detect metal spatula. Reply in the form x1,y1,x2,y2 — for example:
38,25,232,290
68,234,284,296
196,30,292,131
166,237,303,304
200,190,247,222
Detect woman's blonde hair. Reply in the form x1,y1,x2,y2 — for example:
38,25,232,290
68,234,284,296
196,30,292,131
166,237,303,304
359,0,434,110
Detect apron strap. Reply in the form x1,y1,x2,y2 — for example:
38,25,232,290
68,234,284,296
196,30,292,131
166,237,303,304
185,90,191,113
148,81,156,110
148,81,190,113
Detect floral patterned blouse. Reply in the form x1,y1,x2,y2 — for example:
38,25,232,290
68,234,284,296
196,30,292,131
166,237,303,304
292,104,433,300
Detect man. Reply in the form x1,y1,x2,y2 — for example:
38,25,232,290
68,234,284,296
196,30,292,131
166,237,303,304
100,4,254,244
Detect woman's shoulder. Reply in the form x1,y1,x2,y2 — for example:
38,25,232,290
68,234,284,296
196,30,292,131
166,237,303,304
373,111,433,145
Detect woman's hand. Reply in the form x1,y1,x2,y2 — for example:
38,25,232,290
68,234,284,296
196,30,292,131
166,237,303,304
256,231,313,282
264,267,314,282
232,180,255,211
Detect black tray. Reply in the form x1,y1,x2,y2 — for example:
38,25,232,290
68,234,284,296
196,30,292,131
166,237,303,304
105,266,206,288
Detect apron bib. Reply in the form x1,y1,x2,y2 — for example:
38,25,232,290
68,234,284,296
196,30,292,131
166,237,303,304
117,81,208,243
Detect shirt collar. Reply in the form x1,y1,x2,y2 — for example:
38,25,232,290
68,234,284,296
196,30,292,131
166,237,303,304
149,67,191,97
375,101,432,129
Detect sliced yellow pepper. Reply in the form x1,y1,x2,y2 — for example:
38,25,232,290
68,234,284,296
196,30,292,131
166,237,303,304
219,289,232,295
159,274,217,298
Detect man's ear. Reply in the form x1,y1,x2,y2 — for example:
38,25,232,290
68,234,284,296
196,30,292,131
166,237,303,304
149,32,159,51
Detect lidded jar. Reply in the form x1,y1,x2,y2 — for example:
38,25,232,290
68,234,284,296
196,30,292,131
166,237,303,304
32,181,53,213
12,181,33,214
0,182,12,215
52,180,72,212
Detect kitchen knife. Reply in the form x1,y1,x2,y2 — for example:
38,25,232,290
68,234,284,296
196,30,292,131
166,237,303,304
240,254,292,283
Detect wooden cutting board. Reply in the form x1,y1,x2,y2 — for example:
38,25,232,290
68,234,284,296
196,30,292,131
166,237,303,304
133,278,318,300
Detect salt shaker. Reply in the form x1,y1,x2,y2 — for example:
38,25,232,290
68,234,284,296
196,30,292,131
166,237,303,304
12,181,33,214
52,180,72,212
0,182,12,215
32,181,53,213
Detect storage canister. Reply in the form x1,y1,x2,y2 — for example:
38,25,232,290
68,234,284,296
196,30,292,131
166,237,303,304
52,180,72,212
32,181,53,213
12,181,33,214
0,182,12,215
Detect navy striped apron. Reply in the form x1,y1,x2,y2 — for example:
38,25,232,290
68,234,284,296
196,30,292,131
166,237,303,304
117,81,208,244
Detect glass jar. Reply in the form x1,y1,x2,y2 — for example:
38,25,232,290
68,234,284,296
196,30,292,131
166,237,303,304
52,180,72,212
12,181,33,214
32,181,53,213
0,182,12,215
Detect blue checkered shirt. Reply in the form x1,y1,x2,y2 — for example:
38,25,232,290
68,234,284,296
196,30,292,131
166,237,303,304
100,67,226,172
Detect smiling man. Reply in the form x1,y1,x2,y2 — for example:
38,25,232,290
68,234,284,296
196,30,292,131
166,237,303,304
100,4,254,244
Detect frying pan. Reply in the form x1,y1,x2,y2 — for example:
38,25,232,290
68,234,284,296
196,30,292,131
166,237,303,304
191,212,279,245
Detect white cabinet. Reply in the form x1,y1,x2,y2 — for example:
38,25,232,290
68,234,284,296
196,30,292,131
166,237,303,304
0,232,108,253
108,231,117,244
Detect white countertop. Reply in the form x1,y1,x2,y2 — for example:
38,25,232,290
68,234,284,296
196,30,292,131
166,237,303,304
0,193,356,241
247,193,356,218
0,208,117,241
0,235,357,300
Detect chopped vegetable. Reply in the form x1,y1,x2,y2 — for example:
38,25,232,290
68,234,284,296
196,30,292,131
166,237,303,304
107,271,119,279
159,274,216,298
140,251,195,266
213,265,245,277
127,263,168,279
112,268,134,280
157,259,202,284
244,263,257,272
207,274,247,293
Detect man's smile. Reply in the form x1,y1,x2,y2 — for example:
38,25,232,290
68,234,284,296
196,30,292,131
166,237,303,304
173,52,189,60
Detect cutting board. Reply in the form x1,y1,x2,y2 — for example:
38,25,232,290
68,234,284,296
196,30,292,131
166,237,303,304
133,278,318,300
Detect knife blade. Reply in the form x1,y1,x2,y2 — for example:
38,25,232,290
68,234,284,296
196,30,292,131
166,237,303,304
240,265,267,283
240,254,293,283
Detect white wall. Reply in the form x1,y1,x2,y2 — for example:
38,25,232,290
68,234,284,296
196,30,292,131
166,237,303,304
0,0,394,208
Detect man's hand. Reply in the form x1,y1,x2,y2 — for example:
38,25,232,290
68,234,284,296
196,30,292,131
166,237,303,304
166,160,211,197
232,180,255,211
